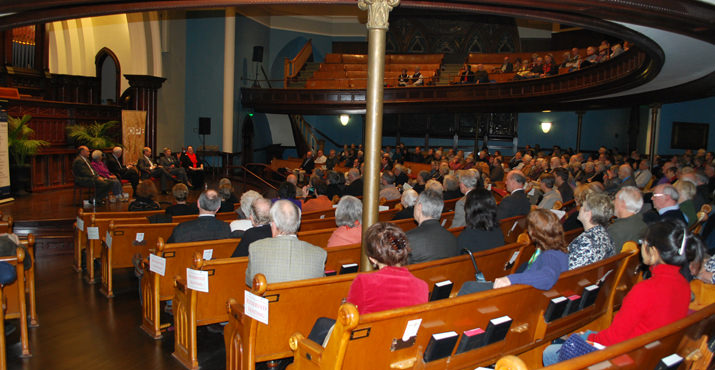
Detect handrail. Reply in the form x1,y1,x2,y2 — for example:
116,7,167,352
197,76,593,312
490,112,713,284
284,39,313,87
240,164,279,191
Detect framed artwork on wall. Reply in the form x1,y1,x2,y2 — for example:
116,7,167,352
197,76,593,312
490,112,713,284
671,121,708,149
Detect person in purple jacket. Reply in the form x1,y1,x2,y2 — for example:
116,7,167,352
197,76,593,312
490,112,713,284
494,208,569,290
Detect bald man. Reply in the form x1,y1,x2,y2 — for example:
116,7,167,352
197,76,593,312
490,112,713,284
72,145,112,204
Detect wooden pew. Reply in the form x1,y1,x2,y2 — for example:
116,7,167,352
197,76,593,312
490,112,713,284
287,248,637,370
495,302,715,370
500,214,527,243
18,235,38,328
140,237,242,339
689,279,715,311
74,208,163,271
223,238,531,370
0,216,13,234
173,244,364,369
301,208,335,220
0,247,29,360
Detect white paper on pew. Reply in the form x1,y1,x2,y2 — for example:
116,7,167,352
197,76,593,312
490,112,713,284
203,249,213,261
106,231,113,249
186,268,209,293
402,318,421,341
379,205,389,212
528,187,536,196
244,291,269,325
149,254,166,276
136,233,144,242
76,217,84,231
87,227,100,240
487,183,492,191
507,251,519,264
550,209,566,220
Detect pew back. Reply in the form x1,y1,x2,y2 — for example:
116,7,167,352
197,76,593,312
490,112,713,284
500,215,527,243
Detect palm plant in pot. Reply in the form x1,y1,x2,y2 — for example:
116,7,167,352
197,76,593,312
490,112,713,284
8,114,49,195
66,120,120,148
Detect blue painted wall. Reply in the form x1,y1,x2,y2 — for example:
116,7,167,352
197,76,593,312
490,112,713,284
185,10,226,158
658,97,715,155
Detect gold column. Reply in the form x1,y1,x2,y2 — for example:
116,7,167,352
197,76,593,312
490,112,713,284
358,0,399,272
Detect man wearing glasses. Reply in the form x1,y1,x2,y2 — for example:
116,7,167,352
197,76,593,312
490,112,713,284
644,184,687,224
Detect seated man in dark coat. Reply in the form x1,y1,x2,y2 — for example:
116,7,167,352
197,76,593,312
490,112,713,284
406,190,458,264
72,145,112,204
642,184,687,224
165,183,198,217
167,189,232,243
496,170,532,220
231,197,273,257
158,147,190,187
345,168,363,197
136,146,173,193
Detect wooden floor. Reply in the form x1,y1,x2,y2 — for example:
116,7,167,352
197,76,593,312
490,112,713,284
0,179,255,370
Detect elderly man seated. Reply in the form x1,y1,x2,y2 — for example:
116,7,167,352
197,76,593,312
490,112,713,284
406,189,458,264
245,200,327,286
608,186,647,251
231,197,273,257
379,171,401,201
166,189,232,243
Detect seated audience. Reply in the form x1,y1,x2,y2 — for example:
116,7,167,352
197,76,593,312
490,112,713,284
406,190,458,264
167,189,232,243
219,178,239,204
393,164,409,187
553,167,574,203
299,150,315,175
324,149,339,170
344,168,363,197
537,173,562,209
563,182,604,231
543,220,695,365
634,159,652,189
379,171,401,201
90,150,123,203
643,184,687,224
604,164,636,194
398,68,409,86
608,186,647,251
302,181,333,213
674,180,697,227
568,192,617,269
697,255,715,284
245,200,327,285
411,170,430,193
451,169,479,228
457,188,505,253
327,196,363,247
325,171,345,200
180,146,204,190
128,180,161,211
496,170,531,220
230,190,262,233
165,183,199,216
458,64,475,84
393,189,418,221
275,181,302,210
105,146,139,194
493,209,568,290
442,174,462,200
499,56,513,73
474,64,489,83
410,66,424,86
314,149,327,166
231,197,272,257
347,222,428,313
217,183,236,213
489,156,504,182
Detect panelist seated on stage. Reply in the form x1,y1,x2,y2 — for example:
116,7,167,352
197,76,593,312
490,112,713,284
72,145,112,205
90,150,124,203
245,199,327,286
180,145,204,190
158,147,191,187
166,189,232,243
136,146,173,194
105,146,139,194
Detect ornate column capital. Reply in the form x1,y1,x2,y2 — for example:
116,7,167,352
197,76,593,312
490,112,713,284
358,0,400,30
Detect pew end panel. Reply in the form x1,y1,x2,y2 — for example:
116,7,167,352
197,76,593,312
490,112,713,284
18,235,38,328
0,248,30,358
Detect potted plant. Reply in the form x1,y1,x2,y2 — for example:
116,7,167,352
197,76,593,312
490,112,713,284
66,120,120,148
8,114,49,195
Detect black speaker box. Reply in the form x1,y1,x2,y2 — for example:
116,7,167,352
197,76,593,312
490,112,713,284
199,117,211,135
252,46,263,63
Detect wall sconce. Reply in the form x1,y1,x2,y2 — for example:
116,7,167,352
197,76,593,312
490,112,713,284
340,114,350,126
540,121,552,133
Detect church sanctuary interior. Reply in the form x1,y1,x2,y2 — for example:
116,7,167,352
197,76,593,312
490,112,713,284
0,0,715,369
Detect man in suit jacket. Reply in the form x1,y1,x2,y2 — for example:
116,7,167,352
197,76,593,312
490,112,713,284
105,146,139,193
496,170,531,220
458,64,475,84
166,189,232,243
300,151,315,175
451,169,479,228
72,145,112,204
158,147,190,186
232,197,273,257
608,186,647,251
136,147,172,192
643,184,687,224
553,167,574,203
604,164,637,194
406,190,458,264
345,168,363,197
245,200,327,286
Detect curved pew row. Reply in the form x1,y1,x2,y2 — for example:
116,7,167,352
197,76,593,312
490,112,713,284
223,237,533,370
0,246,29,366
495,301,715,370
286,245,639,370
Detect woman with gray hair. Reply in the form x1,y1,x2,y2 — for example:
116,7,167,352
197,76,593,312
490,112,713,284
674,180,697,227
568,192,617,269
230,190,262,232
393,189,418,220
327,196,363,247
89,149,123,202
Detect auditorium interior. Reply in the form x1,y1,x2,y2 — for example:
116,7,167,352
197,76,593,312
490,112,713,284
0,0,713,369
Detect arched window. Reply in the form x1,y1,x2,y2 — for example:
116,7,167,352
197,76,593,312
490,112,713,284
95,47,120,105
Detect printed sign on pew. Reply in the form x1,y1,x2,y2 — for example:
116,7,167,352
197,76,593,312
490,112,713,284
186,268,209,293
244,291,269,325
